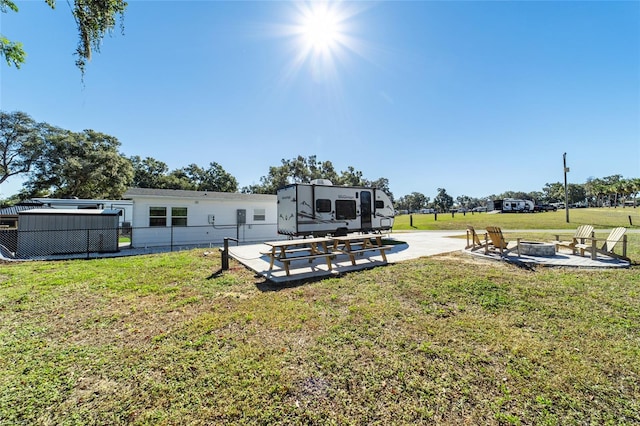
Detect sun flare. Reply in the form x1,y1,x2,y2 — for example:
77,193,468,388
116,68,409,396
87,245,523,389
300,5,342,53
281,0,366,81
270,0,373,89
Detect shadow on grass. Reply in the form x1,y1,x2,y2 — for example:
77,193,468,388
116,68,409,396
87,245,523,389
254,263,392,292
206,268,224,280
255,275,328,292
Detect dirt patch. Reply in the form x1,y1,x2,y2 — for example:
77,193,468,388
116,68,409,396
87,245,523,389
431,251,510,268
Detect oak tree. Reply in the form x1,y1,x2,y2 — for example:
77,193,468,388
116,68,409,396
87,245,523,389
1,0,127,75
0,111,45,185
24,127,133,198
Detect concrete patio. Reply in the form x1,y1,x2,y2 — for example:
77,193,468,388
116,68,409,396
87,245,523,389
228,231,631,283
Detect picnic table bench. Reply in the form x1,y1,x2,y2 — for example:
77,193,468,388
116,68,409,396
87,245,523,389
264,237,334,276
332,234,394,266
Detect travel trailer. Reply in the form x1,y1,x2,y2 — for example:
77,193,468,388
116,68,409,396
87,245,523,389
277,180,395,237
493,198,535,213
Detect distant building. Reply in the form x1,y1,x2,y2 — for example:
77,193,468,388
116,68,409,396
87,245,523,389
32,197,133,226
0,200,47,229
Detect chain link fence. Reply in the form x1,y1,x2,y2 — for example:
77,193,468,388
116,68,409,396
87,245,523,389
0,223,279,260
1,227,120,260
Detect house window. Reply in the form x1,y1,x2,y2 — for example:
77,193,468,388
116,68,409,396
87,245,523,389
316,199,331,213
253,208,266,221
149,207,167,227
171,207,188,226
335,200,356,220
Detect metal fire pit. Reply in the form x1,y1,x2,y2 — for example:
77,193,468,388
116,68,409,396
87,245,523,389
519,241,555,257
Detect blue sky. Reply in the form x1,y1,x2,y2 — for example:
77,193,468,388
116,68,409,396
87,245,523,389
1,0,638,201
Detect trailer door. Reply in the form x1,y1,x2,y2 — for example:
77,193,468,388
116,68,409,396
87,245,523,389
360,191,372,230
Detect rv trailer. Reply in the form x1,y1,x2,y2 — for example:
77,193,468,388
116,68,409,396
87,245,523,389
277,180,395,237
493,198,535,213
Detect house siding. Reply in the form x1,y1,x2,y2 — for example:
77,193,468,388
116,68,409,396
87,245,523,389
125,190,278,248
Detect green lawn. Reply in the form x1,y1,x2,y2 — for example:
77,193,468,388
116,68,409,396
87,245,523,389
1,208,639,424
393,207,640,231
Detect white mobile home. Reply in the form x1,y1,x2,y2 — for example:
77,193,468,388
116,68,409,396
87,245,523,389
123,188,277,248
277,181,395,237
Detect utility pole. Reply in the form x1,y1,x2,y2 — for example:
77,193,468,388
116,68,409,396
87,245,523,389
563,152,569,223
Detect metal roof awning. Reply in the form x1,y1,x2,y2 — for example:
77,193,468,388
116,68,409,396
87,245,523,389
18,209,122,216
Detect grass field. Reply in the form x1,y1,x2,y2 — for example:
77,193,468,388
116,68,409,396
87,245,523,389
1,208,639,424
393,207,640,231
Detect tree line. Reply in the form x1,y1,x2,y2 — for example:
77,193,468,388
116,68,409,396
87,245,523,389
1,111,638,210
0,111,391,204
394,177,640,213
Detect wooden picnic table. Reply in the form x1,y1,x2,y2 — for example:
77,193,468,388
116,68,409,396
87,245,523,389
332,234,393,266
264,237,334,276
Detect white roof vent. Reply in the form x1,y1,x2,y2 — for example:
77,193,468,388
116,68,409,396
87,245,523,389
310,179,333,186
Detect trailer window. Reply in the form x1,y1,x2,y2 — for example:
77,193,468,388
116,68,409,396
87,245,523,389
316,199,331,213
335,200,356,220
375,200,384,209
149,207,167,227
171,207,188,226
